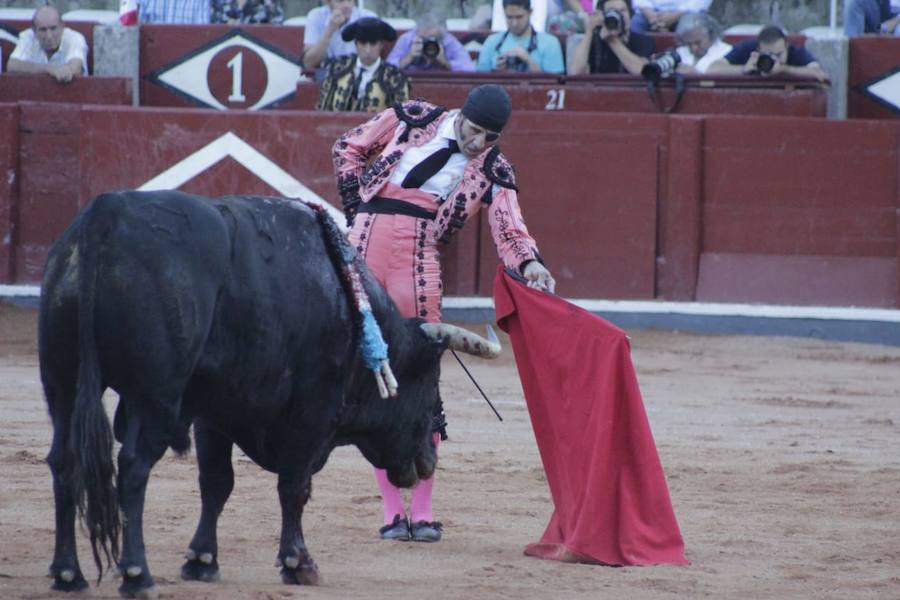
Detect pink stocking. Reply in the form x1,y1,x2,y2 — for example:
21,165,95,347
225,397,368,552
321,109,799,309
410,433,441,523
374,468,406,525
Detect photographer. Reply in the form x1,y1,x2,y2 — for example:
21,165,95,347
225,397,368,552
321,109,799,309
387,12,475,72
706,25,827,82
568,0,653,75
673,12,731,74
477,0,565,74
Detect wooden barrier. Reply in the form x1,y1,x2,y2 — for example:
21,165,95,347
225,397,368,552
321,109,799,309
0,73,133,105
295,73,828,117
0,103,17,283
848,37,900,120
4,104,899,307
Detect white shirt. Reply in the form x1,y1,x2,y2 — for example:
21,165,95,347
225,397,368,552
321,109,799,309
355,56,381,100
677,38,732,73
10,27,88,75
389,110,468,201
304,5,377,60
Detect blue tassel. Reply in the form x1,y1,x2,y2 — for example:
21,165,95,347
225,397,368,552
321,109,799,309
360,308,389,371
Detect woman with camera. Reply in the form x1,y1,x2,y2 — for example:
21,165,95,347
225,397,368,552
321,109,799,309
567,0,654,75
476,0,565,73
387,12,475,72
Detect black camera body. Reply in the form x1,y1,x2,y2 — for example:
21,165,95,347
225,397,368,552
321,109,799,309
641,48,681,82
603,8,625,32
421,37,442,60
755,52,777,74
505,55,528,72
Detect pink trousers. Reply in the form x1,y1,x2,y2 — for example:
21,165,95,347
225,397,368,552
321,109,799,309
348,185,444,524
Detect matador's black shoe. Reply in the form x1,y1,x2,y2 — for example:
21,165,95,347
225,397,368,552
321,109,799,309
378,514,410,541
410,520,442,542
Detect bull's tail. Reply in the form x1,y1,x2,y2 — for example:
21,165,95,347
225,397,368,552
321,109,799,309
71,195,120,581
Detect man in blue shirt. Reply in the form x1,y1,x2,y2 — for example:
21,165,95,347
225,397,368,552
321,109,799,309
707,25,827,81
477,0,565,73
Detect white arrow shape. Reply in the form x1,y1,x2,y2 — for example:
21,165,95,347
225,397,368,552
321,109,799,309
864,69,900,112
138,131,345,228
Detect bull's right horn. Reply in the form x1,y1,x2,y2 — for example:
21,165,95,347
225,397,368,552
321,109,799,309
420,323,501,359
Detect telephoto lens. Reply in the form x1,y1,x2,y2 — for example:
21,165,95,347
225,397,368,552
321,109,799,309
641,48,681,82
756,52,776,74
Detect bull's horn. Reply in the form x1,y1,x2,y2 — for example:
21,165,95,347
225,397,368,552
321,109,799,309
420,323,501,358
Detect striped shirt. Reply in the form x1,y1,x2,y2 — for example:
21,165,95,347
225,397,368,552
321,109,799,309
139,0,211,24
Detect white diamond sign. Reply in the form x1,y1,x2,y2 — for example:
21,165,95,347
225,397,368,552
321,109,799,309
146,29,303,111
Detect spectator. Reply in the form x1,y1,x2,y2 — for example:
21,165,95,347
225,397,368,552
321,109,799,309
316,17,408,112
477,0,565,73
547,0,595,35
673,12,731,74
631,0,711,33
387,12,475,72
706,25,827,82
138,0,211,24
7,4,87,84
211,0,285,24
844,0,900,36
567,0,653,75
303,0,376,74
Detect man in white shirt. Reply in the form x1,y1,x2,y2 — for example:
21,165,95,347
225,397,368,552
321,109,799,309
8,5,88,83
302,0,376,74
674,12,731,74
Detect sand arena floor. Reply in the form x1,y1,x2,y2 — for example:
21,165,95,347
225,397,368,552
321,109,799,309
1,301,898,599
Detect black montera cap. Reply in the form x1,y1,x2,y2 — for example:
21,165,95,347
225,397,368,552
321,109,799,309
341,17,398,43
461,84,512,132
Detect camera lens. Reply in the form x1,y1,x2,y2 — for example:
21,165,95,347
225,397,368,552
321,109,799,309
756,53,776,74
603,9,623,31
422,38,440,59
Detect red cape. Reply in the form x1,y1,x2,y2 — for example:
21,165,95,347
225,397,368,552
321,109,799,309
494,267,688,566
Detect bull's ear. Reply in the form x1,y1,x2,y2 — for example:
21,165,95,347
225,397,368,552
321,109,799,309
419,323,501,359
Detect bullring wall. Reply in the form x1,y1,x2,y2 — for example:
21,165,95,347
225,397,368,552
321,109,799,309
2,101,898,308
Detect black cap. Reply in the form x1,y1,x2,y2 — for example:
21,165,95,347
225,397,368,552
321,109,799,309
341,17,397,43
461,84,512,132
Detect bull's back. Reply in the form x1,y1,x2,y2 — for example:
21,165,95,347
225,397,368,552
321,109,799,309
41,191,232,395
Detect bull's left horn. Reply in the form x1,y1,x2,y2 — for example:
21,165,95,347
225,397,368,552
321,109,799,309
420,323,501,359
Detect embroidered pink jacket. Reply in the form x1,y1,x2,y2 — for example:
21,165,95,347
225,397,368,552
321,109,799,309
332,100,540,272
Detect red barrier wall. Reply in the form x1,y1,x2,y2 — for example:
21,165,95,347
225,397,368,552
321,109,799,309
848,37,900,119
0,74,133,105
699,116,900,306
5,104,900,308
0,104,17,283
15,103,83,282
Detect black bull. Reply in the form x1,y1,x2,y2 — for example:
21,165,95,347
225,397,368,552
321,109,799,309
38,190,500,597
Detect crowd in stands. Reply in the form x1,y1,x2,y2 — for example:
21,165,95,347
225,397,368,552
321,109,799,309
3,0,892,102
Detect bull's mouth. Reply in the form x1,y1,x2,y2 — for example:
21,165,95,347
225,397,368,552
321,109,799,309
415,450,436,480
386,462,419,488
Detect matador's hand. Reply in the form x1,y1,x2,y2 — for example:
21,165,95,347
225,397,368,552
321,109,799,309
523,261,556,294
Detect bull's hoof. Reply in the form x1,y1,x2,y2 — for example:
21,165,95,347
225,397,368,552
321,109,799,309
181,555,221,582
118,568,157,599
280,561,319,586
49,566,88,592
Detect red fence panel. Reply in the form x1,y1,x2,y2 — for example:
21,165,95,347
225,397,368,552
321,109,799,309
0,103,17,283
848,37,900,120
0,73,132,105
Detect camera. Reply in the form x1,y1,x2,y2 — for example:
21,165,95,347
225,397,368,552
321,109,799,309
603,8,625,31
641,48,681,82
421,37,442,60
755,52,777,74
505,55,528,72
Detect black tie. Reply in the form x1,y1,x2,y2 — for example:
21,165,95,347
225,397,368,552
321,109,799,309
401,139,460,189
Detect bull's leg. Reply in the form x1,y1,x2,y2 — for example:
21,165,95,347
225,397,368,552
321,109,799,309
181,419,233,582
276,469,319,585
45,393,89,591
116,409,169,599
